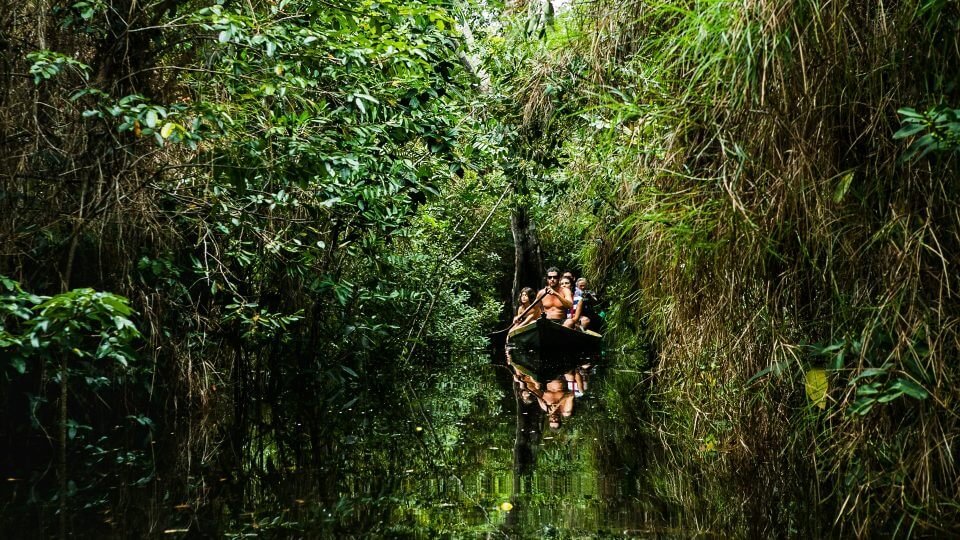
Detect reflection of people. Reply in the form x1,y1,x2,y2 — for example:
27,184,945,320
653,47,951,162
565,369,585,398
539,267,573,322
539,378,574,429
511,287,542,330
506,348,590,431
506,350,544,478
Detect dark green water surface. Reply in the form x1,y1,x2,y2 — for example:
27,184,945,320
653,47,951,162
1,347,817,538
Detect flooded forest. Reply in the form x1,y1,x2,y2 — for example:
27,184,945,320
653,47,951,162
2,0,959,537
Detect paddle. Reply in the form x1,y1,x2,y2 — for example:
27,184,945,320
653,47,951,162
488,291,546,344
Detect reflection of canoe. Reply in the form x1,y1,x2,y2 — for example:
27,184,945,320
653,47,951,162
507,318,601,352
506,319,601,380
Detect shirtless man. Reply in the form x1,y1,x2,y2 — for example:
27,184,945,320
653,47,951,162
539,267,573,322
539,377,574,429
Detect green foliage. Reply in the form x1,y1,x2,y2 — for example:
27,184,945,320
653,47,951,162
849,364,929,417
895,106,960,160
523,0,960,534
0,277,151,527
0,277,43,375
184,0,466,223
0,0,524,534
1,276,140,373
26,50,91,84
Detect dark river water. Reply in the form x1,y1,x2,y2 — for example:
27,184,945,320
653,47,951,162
1,344,820,538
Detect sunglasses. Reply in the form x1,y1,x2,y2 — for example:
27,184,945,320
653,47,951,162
546,275,559,279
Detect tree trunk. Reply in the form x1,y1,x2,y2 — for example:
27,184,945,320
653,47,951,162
510,206,543,312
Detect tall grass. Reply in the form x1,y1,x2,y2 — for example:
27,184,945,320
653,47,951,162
563,0,960,533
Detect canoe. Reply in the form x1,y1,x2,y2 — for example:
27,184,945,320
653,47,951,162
506,318,601,380
507,317,601,351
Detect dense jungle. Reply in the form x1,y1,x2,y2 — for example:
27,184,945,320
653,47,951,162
1,0,959,537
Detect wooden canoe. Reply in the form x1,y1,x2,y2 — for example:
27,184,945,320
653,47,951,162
506,318,601,380
507,318,601,351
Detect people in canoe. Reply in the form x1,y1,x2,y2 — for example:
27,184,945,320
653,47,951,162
510,267,600,332
566,277,592,331
539,267,574,322
510,286,542,330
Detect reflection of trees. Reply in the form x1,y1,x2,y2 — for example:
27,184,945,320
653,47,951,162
502,346,594,534
513,379,543,475
504,355,543,533
163,348,514,537
505,393,543,533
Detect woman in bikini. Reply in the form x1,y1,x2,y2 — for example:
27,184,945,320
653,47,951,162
511,286,542,329
566,277,592,331
559,277,580,329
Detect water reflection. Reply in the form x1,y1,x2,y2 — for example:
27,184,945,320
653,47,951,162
499,345,605,536
1,339,825,537
506,347,594,432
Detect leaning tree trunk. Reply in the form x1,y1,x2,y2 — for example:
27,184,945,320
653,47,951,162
510,205,543,312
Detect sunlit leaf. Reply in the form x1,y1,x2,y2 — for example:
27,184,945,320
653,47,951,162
805,368,828,409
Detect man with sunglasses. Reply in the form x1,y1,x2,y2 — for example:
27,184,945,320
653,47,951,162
538,267,574,322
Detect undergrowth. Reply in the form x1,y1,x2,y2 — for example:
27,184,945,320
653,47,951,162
549,0,960,534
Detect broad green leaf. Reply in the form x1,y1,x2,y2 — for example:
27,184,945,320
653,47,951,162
102,296,132,316
850,397,876,416
829,348,845,370
856,382,881,396
877,391,904,403
893,123,926,139
145,110,158,128
889,378,929,400
833,171,854,203
851,366,889,382
896,107,924,119
805,368,828,409
11,357,26,374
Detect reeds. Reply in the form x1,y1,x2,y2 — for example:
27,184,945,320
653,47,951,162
564,0,960,533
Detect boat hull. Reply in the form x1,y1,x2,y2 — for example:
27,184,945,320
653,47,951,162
506,318,601,380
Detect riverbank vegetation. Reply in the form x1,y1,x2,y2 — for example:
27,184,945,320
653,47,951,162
2,0,508,534
2,0,958,536
541,0,960,534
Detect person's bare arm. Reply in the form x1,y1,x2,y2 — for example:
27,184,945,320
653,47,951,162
559,287,574,309
572,298,584,322
561,392,574,416
520,303,540,325
544,286,573,309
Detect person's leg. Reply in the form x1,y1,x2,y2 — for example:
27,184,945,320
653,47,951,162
561,394,574,417
573,370,584,396
562,317,576,328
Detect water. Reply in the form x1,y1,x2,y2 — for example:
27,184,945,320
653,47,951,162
0,345,819,538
